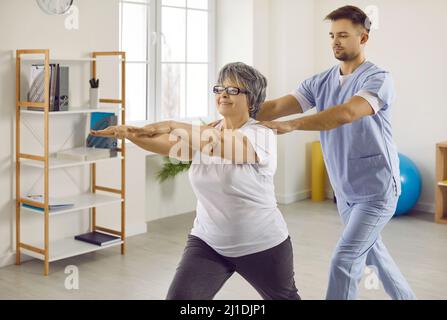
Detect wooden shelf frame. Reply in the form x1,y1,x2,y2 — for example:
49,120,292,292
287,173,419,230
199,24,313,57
436,142,447,224
15,50,127,275
91,51,127,257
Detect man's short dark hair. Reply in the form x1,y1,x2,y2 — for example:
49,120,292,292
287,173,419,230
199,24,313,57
325,5,371,33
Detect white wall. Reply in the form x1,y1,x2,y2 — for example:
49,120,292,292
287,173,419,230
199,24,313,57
266,0,320,204
0,0,147,268
216,0,255,68
314,0,447,211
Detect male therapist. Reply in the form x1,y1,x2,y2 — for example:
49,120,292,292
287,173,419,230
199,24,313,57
257,5,416,300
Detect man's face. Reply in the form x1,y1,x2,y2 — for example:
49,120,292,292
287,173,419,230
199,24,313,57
329,19,368,62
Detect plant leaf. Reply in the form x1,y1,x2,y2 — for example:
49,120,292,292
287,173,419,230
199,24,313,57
156,157,192,183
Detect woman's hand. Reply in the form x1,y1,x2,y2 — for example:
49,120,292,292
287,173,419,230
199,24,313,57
91,125,134,139
131,121,172,138
257,120,296,135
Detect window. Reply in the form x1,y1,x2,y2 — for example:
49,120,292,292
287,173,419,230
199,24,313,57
120,0,216,123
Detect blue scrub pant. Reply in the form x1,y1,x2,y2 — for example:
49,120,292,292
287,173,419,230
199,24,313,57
326,195,416,300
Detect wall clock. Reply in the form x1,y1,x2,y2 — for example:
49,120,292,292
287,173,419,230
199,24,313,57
36,0,74,15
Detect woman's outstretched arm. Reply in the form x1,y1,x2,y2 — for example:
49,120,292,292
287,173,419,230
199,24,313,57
132,121,259,164
90,126,192,161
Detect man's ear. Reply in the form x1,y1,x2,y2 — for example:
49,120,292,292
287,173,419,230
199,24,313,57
360,32,369,45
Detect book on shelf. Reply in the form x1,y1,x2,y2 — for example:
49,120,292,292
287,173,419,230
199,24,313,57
74,231,121,246
22,194,74,212
56,147,114,161
56,65,69,111
27,64,69,111
86,112,118,156
27,65,45,104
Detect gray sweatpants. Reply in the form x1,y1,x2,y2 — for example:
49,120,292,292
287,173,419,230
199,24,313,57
166,235,301,300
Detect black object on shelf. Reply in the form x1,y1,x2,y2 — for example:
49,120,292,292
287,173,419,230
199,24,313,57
75,231,121,246
89,78,99,88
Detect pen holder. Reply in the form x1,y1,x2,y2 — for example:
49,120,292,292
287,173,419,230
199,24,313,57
89,88,100,109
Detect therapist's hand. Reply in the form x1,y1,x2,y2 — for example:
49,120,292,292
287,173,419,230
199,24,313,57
257,120,295,135
91,125,134,139
130,121,172,138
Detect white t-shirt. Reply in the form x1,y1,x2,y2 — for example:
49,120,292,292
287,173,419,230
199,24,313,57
292,68,385,114
188,118,289,257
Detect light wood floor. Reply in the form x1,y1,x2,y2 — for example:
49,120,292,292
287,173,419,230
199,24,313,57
1,200,446,300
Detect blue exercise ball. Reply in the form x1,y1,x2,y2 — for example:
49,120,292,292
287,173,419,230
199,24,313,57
395,153,422,216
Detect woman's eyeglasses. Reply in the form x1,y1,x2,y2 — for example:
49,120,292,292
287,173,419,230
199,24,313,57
213,86,248,96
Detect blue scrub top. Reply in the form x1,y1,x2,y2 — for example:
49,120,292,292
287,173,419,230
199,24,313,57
297,61,401,203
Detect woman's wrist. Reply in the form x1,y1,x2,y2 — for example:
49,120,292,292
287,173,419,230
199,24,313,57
291,119,301,131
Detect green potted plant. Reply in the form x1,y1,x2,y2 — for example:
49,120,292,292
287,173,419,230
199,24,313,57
155,119,214,183
156,157,192,183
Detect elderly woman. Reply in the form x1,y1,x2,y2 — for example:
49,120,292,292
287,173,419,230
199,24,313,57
92,62,300,300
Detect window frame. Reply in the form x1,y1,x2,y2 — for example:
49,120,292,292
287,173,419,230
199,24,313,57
119,0,217,125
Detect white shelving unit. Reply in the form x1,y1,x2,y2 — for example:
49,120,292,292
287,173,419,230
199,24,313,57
22,238,124,263
21,193,123,216
15,49,127,275
20,153,123,170
21,107,123,115
15,55,124,63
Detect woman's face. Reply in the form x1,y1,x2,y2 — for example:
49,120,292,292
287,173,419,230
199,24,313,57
215,78,250,118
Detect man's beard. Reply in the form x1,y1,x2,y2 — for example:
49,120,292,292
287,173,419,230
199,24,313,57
335,52,350,61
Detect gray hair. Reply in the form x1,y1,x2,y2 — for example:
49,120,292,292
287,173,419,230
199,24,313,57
217,62,267,119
